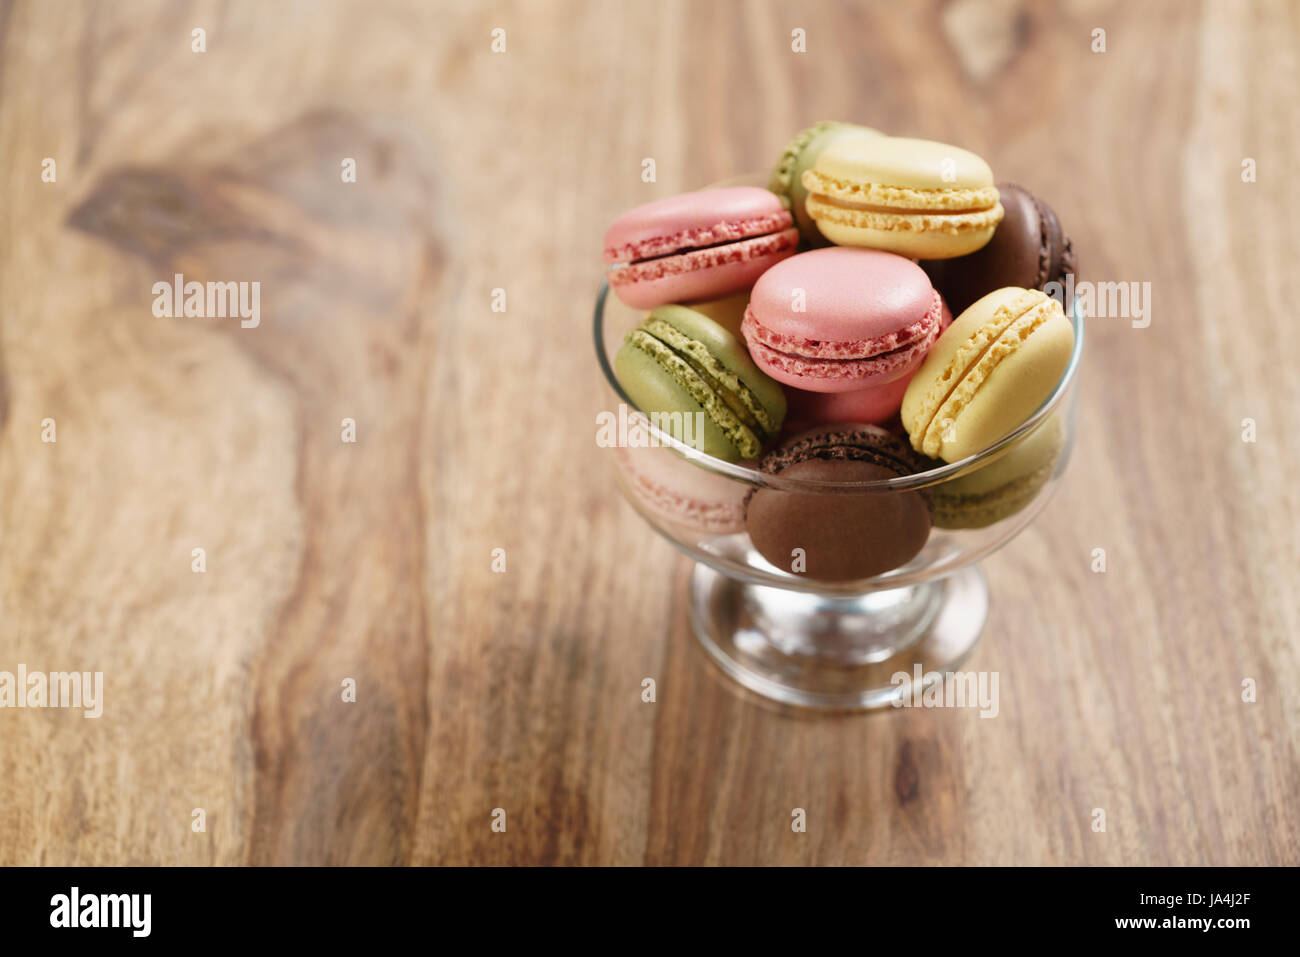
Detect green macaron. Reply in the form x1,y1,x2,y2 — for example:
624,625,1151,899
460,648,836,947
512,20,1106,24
768,121,881,244
614,305,786,462
932,414,1064,529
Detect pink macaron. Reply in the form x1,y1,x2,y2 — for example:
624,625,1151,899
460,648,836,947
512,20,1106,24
615,446,747,535
782,377,914,432
742,247,944,395
604,187,799,309
780,296,953,429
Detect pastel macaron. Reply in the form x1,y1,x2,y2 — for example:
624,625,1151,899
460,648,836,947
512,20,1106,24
767,121,881,244
615,445,747,535
922,182,1077,315
779,294,953,431
931,413,1064,529
742,247,945,396
614,305,786,462
604,187,799,309
782,378,915,433
902,287,1073,462
687,290,751,339
803,136,1004,258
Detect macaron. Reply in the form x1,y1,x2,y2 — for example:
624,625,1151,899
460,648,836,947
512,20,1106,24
931,414,1064,529
778,293,953,431
781,379,913,433
688,290,751,339
767,121,881,244
745,425,933,582
604,187,799,309
742,247,945,396
615,445,746,536
902,287,1073,462
922,183,1077,315
802,136,1004,258
614,305,786,462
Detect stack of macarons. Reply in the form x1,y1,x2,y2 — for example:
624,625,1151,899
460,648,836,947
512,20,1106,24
605,121,1078,578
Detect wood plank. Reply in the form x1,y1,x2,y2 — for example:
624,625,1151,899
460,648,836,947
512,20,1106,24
0,0,1295,866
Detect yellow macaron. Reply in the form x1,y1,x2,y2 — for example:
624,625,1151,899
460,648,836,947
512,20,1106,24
901,287,1072,461
802,136,1004,259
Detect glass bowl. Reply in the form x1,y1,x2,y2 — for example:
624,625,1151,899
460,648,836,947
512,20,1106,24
595,261,1084,711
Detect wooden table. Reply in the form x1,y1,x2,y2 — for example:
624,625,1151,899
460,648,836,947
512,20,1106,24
1,0,1296,865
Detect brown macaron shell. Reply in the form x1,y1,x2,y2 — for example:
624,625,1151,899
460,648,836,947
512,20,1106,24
1035,191,1076,292
921,183,1076,316
745,426,933,582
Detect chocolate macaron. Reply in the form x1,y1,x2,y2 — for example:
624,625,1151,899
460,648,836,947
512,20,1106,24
921,183,1076,316
745,425,932,582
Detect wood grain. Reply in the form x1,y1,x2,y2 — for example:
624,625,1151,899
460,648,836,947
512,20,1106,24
0,0,1296,866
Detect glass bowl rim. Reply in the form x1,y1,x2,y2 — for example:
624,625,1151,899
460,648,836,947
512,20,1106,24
595,282,1084,493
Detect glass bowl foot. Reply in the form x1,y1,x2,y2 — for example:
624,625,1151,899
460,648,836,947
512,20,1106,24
688,563,989,710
